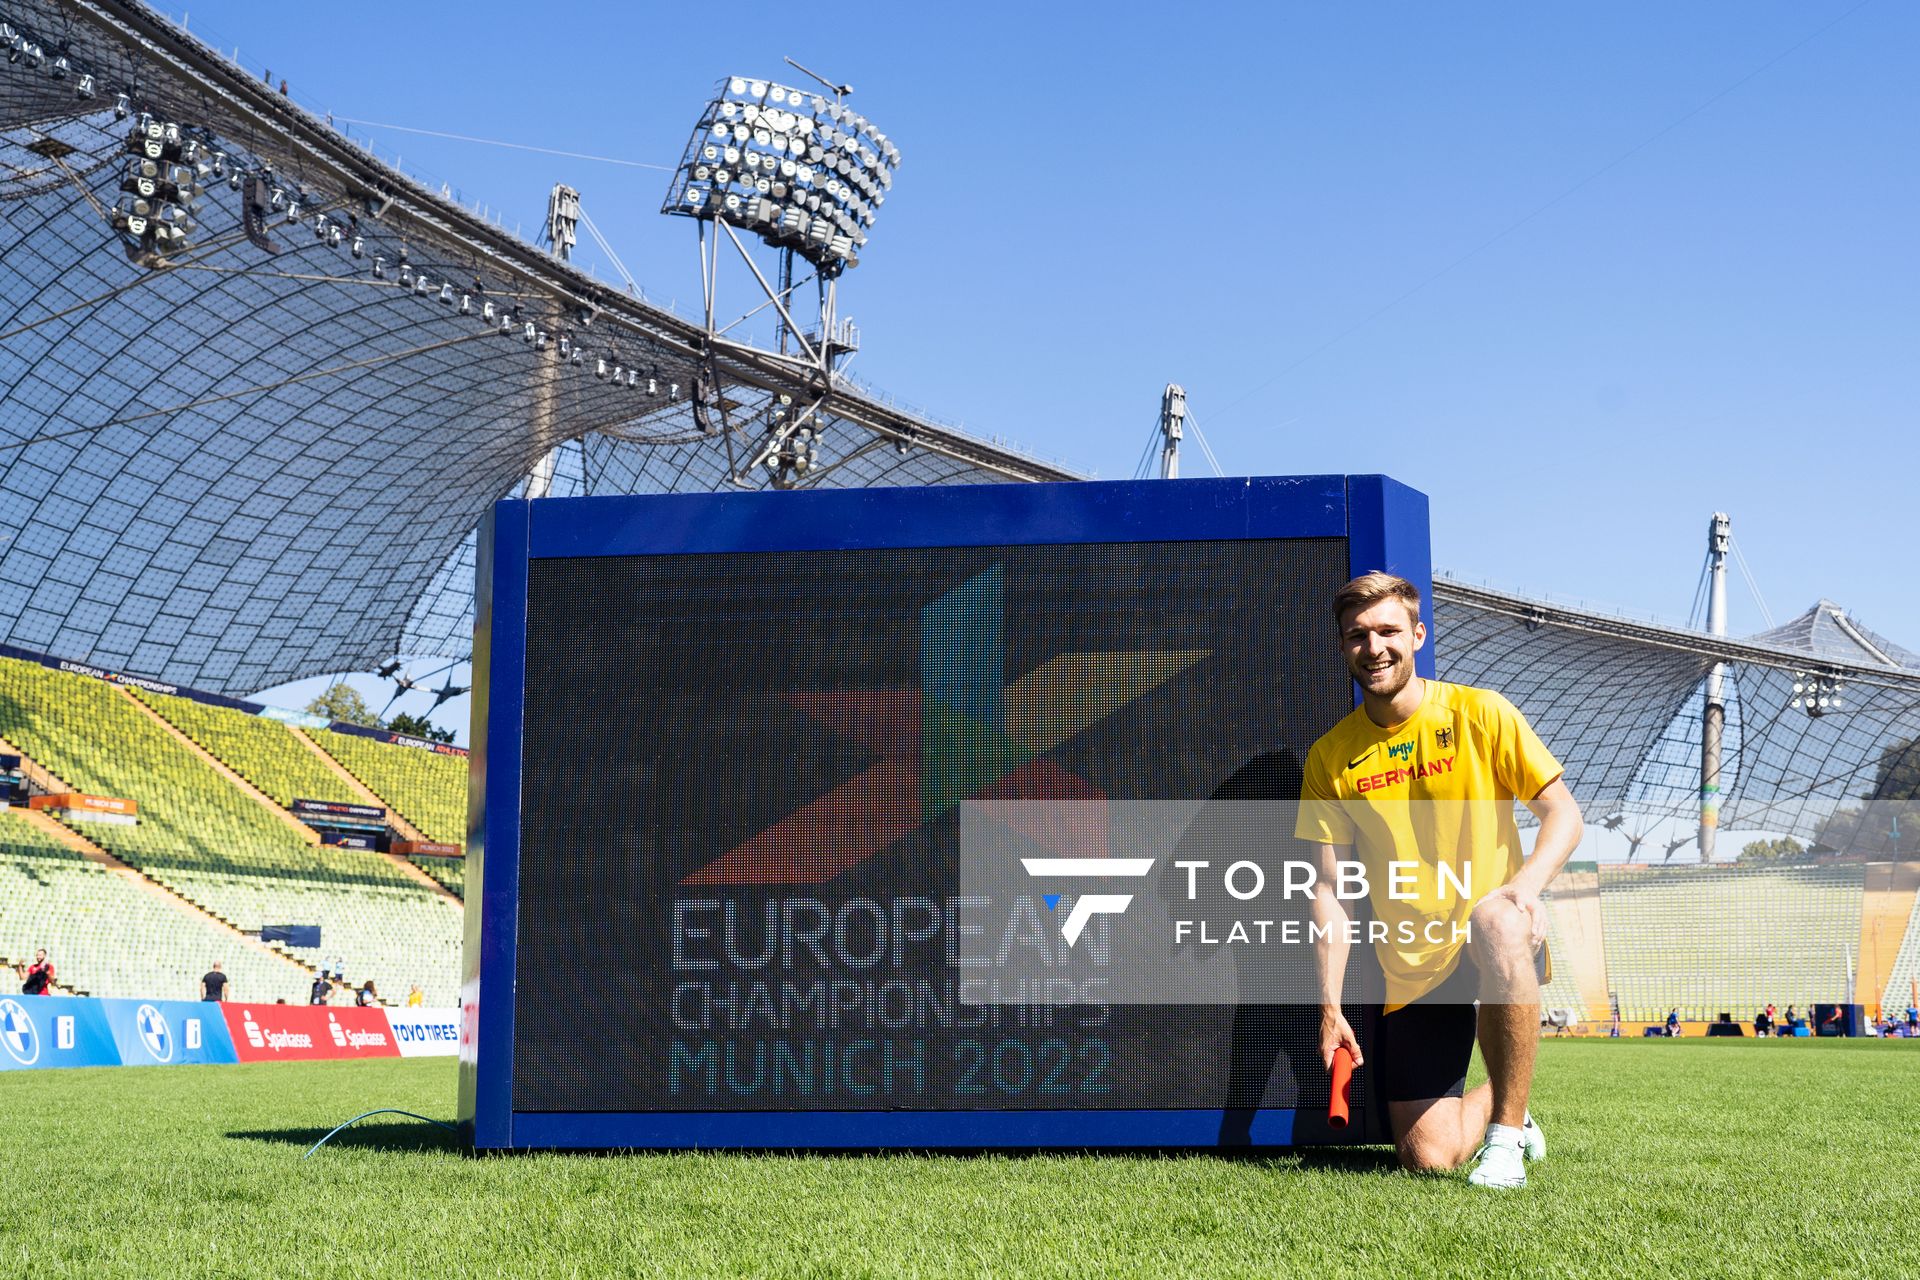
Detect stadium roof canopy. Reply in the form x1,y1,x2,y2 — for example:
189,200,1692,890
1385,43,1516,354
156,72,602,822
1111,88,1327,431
0,0,1071,695
1748,600,1920,671
1434,581,1920,849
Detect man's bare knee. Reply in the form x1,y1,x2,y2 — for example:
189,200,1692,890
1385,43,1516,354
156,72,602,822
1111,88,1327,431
1469,898,1534,1000
1469,897,1528,954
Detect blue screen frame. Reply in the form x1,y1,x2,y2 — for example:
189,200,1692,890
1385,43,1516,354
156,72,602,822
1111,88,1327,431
463,474,1430,1151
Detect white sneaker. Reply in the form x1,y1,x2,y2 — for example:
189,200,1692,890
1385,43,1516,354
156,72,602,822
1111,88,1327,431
1467,1137,1527,1189
1521,1114,1546,1162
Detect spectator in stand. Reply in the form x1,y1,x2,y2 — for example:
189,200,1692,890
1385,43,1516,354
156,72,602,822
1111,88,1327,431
406,984,424,1008
309,973,332,1005
16,948,53,995
355,980,379,1008
201,961,228,1002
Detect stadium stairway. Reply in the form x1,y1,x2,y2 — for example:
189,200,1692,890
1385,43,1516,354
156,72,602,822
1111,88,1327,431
288,729,431,843
119,689,323,847
0,732,70,799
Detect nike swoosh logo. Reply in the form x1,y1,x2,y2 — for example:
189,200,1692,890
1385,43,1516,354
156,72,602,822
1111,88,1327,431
1347,746,1379,771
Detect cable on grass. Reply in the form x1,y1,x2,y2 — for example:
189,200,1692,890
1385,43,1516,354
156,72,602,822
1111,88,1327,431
302,1108,458,1160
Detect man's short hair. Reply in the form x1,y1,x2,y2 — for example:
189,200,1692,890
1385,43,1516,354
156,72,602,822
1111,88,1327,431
1333,571,1422,628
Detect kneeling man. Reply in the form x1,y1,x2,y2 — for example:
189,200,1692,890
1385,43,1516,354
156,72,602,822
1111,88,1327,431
1297,572,1583,1189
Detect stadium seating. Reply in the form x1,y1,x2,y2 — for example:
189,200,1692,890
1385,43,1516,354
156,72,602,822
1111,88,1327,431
1598,862,1866,1022
128,688,467,898
1537,901,1586,1019
0,811,301,1001
127,689,357,810
310,729,468,843
309,728,468,895
403,851,465,898
0,657,461,1004
139,870,460,1005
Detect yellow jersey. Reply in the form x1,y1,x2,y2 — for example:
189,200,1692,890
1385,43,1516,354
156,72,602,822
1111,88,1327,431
1294,679,1563,1007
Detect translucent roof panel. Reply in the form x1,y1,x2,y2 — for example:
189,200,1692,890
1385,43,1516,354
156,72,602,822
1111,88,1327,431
1435,581,1920,847
0,0,1071,694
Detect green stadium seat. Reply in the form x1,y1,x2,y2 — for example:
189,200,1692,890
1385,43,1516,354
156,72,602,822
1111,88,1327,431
128,689,359,810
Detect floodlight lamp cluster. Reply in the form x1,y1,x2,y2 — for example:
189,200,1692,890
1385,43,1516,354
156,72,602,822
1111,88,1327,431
762,392,821,488
111,116,207,258
663,76,900,277
1790,670,1843,717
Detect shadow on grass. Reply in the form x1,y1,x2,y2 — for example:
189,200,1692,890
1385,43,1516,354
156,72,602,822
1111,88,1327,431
228,1125,1402,1174
1248,1145,1403,1175
228,1121,464,1156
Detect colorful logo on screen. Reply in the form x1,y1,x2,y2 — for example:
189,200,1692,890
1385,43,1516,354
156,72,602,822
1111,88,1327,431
681,565,1206,885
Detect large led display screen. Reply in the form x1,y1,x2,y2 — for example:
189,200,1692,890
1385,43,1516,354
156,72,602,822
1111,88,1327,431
466,476,1432,1149
519,539,1348,1107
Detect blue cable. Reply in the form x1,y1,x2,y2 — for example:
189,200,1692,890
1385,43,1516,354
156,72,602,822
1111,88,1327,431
302,1108,458,1160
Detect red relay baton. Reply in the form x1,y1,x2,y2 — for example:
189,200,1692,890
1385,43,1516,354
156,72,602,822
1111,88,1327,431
1327,1046,1355,1129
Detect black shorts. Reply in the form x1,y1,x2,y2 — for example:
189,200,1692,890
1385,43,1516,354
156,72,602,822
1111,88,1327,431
1375,947,1551,1103
1375,954,1481,1104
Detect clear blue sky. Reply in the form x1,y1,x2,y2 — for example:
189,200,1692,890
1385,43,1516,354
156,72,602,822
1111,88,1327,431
191,1,1917,731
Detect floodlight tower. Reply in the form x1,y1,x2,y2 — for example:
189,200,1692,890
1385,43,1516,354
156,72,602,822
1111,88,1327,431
1699,512,1730,861
661,62,901,486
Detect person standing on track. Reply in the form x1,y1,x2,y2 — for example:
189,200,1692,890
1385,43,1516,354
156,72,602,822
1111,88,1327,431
1296,572,1584,1190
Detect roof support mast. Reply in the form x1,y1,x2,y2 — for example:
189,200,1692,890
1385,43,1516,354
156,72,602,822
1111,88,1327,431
1700,512,1730,861
1159,384,1185,480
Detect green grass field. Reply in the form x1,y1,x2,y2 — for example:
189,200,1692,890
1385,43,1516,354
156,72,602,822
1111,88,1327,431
3,1040,1913,1278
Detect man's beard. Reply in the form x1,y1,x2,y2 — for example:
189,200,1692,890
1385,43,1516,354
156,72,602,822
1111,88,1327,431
1350,653,1413,699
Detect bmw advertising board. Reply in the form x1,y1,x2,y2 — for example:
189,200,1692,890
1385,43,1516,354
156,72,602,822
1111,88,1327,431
99,998,239,1066
0,997,120,1071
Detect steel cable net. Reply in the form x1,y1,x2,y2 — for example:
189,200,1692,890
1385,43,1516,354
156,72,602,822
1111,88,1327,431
0,0,1063,695
1434,582,1920,848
